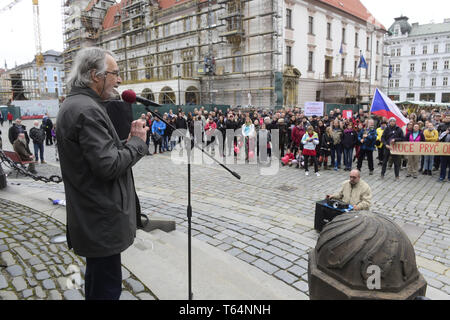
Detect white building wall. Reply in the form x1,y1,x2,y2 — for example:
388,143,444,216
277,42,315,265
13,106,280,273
384,24,450,103
288,0,384,107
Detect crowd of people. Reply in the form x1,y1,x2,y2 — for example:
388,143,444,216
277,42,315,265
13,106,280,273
5,115,56,173
140,105,450,181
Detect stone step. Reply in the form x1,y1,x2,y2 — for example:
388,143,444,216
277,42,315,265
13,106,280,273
122,228,308,300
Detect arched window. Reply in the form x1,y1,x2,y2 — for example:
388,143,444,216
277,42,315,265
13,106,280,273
141,88,155,101
159,86,176,105
185,86,199,105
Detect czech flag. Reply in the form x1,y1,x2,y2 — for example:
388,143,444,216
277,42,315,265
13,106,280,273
370,88,409,127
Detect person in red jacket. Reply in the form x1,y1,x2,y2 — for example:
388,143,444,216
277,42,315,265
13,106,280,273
7,112,13,126
281,148,295,166
291,121,305,156
205,117,217,152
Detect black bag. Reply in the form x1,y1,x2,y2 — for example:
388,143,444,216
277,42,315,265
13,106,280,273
153,132,162,142
314,199,349,232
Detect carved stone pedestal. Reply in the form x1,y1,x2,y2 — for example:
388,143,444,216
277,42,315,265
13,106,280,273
308,211,427,300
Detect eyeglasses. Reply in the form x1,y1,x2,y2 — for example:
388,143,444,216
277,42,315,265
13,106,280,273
104,70,120,77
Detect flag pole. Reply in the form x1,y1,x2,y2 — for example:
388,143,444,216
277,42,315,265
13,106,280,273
387,58,391,98
358,50,362,105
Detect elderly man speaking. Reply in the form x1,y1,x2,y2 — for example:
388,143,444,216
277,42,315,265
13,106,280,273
56,47,148,300
327,169,372,211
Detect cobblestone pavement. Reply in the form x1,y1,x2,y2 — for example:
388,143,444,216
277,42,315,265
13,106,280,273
1,120,449,298
0,198,157,300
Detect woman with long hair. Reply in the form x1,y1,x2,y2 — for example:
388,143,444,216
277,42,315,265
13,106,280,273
242,116,256,163
342,122,358,171
301,126,320,176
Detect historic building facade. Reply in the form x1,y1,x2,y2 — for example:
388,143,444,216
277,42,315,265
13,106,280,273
384,16,450,103
62,0,385,108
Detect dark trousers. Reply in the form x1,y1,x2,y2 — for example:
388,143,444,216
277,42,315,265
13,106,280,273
85,254,122,300
331,144,342,168
33,142,44,161
343,147,354,169
153,136,162,153
357,149,374,171
377,146,385,163
45,130,53,145
440,156,450,180
304,155,318,173
434,155,441,170
381,148,401,177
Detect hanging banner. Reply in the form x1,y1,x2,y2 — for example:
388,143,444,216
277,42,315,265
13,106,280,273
343,110,353,119
390,142,450,156
304,102,324,117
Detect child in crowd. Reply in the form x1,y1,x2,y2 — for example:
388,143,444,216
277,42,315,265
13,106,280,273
281,148,295,166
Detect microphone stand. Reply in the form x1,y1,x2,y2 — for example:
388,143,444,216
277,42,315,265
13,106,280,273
138,102,241,300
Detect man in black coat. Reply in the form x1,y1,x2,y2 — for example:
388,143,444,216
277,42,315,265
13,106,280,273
105,99,148,230
225,113,239,156
42,115,54,146
8,119,30,146
57,47,148,300
381,117,405,179
29,120,46,163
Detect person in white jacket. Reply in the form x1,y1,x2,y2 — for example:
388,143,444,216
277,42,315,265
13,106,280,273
242,116,256,162
301,126,320,176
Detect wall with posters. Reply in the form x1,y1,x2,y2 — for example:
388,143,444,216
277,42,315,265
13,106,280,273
10,100,59,118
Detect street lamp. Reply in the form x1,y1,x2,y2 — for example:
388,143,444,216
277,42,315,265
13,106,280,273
177,64,181,109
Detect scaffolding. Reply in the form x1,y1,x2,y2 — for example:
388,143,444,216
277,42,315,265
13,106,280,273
61,0,115,92
62,0,283,107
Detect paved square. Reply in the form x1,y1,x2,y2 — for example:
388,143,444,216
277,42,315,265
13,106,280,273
1,123,449,298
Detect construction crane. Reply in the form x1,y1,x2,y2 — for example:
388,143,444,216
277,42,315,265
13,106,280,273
0,0,44,98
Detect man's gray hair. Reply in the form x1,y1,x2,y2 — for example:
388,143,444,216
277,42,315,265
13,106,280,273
66,47,114,90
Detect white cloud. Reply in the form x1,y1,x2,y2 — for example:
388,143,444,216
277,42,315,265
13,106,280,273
0,0,63,68
361,0,450,29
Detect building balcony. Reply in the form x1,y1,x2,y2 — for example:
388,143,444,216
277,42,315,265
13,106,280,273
319,72,356,82
219,30,244,37
219,12,244,20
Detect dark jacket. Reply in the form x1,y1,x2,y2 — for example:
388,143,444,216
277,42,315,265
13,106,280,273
42,117,53,132
13,139,32,161
29,127,46,144
104,100,133,140
217,120,226,136
358,128,377,151
278,123,288,145
56,86,147,258
342,129,358,149
104,100,147,229
175,116,187,130
381,125,404,146
320,132,333,155
8,124,30,145
438,122,450,134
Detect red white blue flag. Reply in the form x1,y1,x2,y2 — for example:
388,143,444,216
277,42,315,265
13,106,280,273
370,88,410,127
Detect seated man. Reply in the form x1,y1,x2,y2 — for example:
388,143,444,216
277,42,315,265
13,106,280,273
327,169,372,211
13,133,37,174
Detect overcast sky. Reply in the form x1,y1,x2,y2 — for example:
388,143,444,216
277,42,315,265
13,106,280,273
0,0,449,68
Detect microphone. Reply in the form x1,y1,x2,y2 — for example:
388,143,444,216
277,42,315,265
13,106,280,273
121,90,161,107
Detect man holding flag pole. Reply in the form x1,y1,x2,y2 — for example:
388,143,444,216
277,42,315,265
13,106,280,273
370,88,409,180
